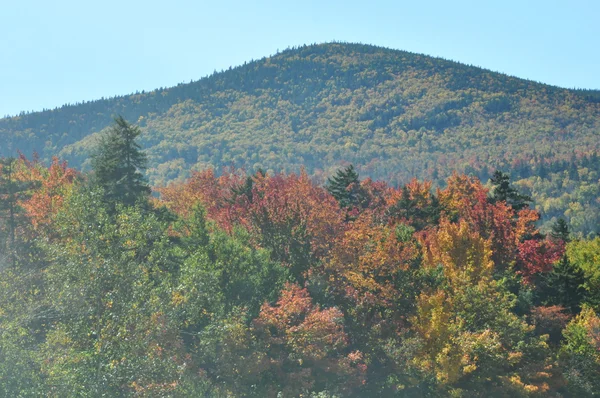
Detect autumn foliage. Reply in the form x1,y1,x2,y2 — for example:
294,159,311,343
3,153,595,397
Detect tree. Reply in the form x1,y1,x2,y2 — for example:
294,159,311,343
91,116,150,208
42,188,186,396
251,283,367,396
559,306,600,395
0,157,37,267
326,165,367,210
566,237,600,308
551,218,570,242
539,255,586,313
489,170,531,211
414,220,552,395
386,179,441,230
538,218,585,313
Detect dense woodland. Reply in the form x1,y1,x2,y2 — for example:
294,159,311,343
1,43,599,236
1,118,600,397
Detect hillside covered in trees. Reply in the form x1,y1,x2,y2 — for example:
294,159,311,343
2,118,600,396
1,42,599,234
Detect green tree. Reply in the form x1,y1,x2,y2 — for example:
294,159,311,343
0,157,37,267
388,184,441,230
91,116,150,208
551,217,571,242
326,165,367,210
489,170,531,211
559,306,600,396
42,187,185,396
567,237,600,309
538,218,586,313
539,257,586,314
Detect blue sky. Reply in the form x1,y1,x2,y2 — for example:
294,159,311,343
1,0,598,117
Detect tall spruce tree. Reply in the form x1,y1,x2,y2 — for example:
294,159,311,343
489,170,532,211
91,116,150,208
551,218,570,242
326,164,366,209
539,218,586,313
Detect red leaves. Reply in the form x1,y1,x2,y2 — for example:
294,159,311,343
247,170,344,263
160,169,344,272
157,168,248,230
517,239,564,283
255,283,348,359
253,283,366,394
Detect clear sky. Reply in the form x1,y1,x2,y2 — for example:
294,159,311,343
1,0,598,117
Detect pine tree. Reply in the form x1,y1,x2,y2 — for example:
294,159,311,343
539,219,585,313
539,256,586,313
489,170,531,211
91,116,150,208
551,218,570,242
0,158,36,268
326,164,366,209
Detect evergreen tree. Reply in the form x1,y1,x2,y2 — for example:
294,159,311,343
539,256,586,313
326,164,366,209
0,158,36,267
230,168,265,204
91,116,150,208
489,170,531,211
388,185,441,230
395,185,416,221
551,218,570,242
539,219,585,313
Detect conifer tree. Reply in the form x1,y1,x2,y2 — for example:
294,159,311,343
91,116,150,208
489,170,531,211
0,158,36,267
326,164,366,209
540,218,586,313
551,218,570,242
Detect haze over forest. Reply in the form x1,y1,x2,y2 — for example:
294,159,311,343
1,43,599,235
1,42,600,397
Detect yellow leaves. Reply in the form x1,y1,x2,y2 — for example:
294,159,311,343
123,239,136,249
507,351,523,365
502,374,548,395
423,219,493,286
171,290,187,306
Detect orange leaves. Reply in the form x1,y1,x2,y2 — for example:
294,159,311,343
256,283,315,332
438,173,483,217
157,168,247,230
0,155,77,233
325,212,418,306
256,283,348,360
19,157,77,230
438,172,543,271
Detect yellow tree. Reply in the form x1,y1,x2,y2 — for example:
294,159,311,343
412,220,554,395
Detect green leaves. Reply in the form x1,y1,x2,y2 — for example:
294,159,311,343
326,164,367,210
91,116,150,209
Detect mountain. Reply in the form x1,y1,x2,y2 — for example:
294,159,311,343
1,42,599,234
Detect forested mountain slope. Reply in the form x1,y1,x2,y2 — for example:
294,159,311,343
1,42,599,233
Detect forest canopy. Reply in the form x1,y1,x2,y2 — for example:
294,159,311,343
1,117,600,396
